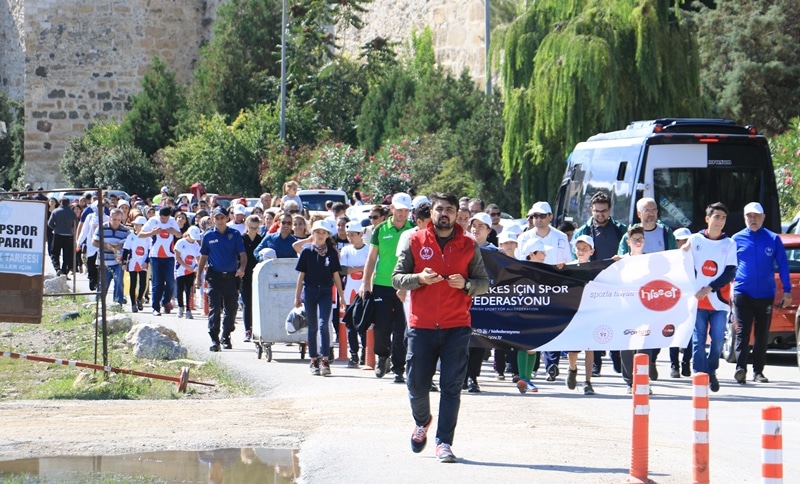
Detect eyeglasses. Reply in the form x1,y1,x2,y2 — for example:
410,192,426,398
591,209,609,214
630,237,645,243
641,208,657,214
489,212,501,217
527,213,548,219
369,215,381,220
288,209,299,214
280,221,293,225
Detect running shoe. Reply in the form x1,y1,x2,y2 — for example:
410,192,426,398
320,359,331,376
583,382,595,395
435,443,457,463
309,359,320,376
566,368,577,390
411,415,432,453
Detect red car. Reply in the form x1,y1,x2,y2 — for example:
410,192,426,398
722,233,800,368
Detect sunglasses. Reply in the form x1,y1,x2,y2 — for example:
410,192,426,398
489,212,501,217
630,237,645,243
280,221,293,225
527,213,548,219
369,215,381,220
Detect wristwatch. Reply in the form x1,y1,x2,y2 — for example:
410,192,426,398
463,280,472,294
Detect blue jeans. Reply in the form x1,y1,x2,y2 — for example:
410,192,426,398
101,263,125,305
692,309,727,376
406,326,470,446
150,257,175,311
304,285,333,359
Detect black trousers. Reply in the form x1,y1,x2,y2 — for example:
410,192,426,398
176,273,196,309
465,347,486,382
129,270,148,302
371,284,407,376
51,234,75,274
733,293,773,374
241,274,254,332
620,349,658,387
87,253,99,290
207,274,239,343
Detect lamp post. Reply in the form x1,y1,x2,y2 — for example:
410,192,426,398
484,0,491,96
280,0,287,141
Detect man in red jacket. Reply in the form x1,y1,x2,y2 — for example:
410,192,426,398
393,192,489,463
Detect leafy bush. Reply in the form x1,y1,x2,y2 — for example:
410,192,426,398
771,118,800,219
0,91,24,190
361,142,415,201
297,143,367,194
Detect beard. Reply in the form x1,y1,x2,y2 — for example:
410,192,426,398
434,216,454,231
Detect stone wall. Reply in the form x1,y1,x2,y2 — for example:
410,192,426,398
6,0,487,188
22,0,222,187
338,0,488,88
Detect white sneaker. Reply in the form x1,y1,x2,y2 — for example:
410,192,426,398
177,307,184,318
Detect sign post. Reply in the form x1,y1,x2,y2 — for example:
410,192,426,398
0,199,47,323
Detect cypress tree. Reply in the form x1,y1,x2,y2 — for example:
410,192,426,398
499,0,702,209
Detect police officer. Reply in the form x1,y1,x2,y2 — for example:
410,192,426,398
196,207,247,352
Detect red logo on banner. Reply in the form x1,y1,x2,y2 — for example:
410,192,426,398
135,246,145,256
701,260,717,277
185,255,194,265
662,324,675,337
159,229,170,238
639,280,680,311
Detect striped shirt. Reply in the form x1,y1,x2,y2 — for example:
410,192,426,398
94,223,130,266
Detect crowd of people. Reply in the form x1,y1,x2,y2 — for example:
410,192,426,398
34,180,790,463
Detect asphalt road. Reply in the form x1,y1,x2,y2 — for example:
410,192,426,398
44,260,800,483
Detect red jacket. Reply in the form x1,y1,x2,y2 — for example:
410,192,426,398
408,224,476,329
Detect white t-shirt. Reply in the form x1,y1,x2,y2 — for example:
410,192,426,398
687,232,737,312
174,238,201,277
227,221,246,235
340,243,370,305
123,232,152,272
142,217,181,258
517,226,572,264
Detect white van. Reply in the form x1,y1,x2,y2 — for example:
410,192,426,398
553,118,781,234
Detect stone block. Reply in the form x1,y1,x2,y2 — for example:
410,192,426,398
48,111,67,120
36,120,53,132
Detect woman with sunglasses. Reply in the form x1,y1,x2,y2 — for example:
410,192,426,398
241,214,265,342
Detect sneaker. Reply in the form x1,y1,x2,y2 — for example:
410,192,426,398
566,368,578,390
734,367,746,384
243,330,252,343
375,356,390,378
131,304,138,314
347,359,359,369
177,307,184,318
209,343,221,352
309,359,321,375
467,380,481,393
137,299,144,311
649,362,658,381
526,380,538,393
221,338,232,350
681,362,691,377
411,415,432,453
583,382,595,395
435,443,457,463
626,385,632,394
496,373,505,381
516,379,528,394
546,365,558,382
670,366,680,378
591,369,601,377
164,301,173,314
320,359,331,376
709,374,720,392
430,383,439,392
394,374,405,384
753,373,769,383
511,374,521,383
185,310,193,320
152,309,161,316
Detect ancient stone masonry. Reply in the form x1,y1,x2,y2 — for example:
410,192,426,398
3,0,486,188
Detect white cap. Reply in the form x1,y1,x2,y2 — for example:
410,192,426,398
504,224,522,236
233,204,247,216
522,238,551,255
311,220,331,234
743,202,764,215
117,199,129,207
498,232,518,245
345,221,365,233
412,195,431,210
187,226,203,240
573,234,594,249
133,216,147,225
527,201,552,216
161,186,169,193
673,227,692,240
469,212,492,228
258,247,277,260
392,192,412,210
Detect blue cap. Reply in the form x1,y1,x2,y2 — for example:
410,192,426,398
212,207,227,218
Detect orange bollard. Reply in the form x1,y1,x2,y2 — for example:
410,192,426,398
762,406,783,484
337,321,349,361
629,352,651,484
693,373,710,484
364,326,376,370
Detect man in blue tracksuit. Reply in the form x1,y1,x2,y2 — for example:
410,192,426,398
731,202,791,384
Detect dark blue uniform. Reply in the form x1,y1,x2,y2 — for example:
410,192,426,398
200,226,245,347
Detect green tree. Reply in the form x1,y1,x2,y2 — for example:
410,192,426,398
770,118,800,218
697,0,800,135
118,57,187,156
498,0,702,208
0,91,24,190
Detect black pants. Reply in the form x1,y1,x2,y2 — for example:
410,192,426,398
51,234,75,274
207,273,239,343
371,284,407,376
669,342,692,367
129,271,147,302
620,349,658,387
87,253,99,291
176,273,196,309
465,347,486,382
241,274,254,332
733,293,773,374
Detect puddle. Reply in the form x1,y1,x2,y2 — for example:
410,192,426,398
0,447,299,483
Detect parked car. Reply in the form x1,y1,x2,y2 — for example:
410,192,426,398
722,233,800,365
297,189,348,217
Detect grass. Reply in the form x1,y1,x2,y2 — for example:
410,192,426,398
0,296,252,400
